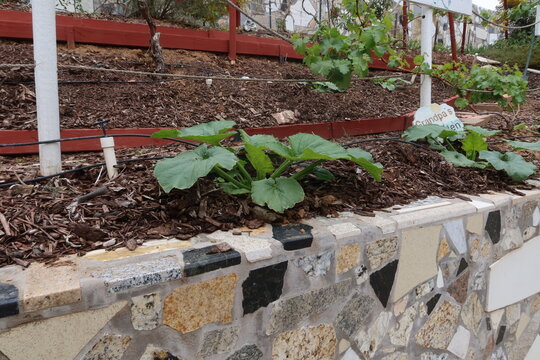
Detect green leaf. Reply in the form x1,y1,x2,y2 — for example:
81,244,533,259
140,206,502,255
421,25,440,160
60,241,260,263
413,55,424,65
312,167,335,181
152,120,236,146
464,125,502,137
440,150,488,168
461,132,488,159
402,125,459,142
479,150,537,181
240,132,294,159
347,148,384,181
251,177,305,213
154,145,238,192
311,59,335,77
289,133,350,160
514,123,527,130
244,142,274,177
505,140,540,151
454,97,469,109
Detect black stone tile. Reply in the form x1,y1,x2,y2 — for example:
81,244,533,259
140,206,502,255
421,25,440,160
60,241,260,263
426,294,442,315
369,260,398,308
496,325,506,345
242,261,288,315
272,223,313,251
486,210,502,244
456,258,469,276
486,317,492,331
0,283,19,318
182,245,241,277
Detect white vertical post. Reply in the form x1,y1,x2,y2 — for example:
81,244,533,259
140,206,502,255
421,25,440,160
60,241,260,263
535,5,540,36
32,0,62,175
420,6,434,107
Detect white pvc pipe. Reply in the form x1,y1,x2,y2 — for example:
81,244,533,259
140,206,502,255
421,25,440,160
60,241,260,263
100,137,118,179
420,6,433,107
32,0,62,175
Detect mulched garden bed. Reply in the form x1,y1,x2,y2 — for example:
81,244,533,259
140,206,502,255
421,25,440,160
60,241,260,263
0,39,460,130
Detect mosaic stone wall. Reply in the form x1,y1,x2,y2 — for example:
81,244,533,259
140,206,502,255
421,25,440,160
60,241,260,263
1,191,540,359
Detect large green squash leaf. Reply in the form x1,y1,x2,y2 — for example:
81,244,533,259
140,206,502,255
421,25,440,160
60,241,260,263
479,150,537,181
464,125,501,137
346,148,384,181
289,133,350,160
251,177,305,213
152,120,236,146
154,145,238,192
505,140,540,152
402,125,459,142
440,150,488,168
244,142,274,177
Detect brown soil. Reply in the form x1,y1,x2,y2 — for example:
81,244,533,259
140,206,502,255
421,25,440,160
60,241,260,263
0,39,458,130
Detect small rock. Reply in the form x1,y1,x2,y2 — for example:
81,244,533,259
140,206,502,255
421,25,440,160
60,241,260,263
102,239,116,248
251,206,279,223
208,243,232,254
10,184,34,196
69,223,108,242
125,239,137,251
272,110,296,124
321,195,337,205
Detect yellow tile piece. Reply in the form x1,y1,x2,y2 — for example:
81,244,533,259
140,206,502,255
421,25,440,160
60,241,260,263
272,324,337,360
437,238,450,261
84,239,191,261
163,273,237,334
336,243,361,274
0,301,126,360
22,262,81,312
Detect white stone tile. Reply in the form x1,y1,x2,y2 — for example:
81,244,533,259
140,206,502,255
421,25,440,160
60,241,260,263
511,189,540,205
0,301,126,360
395,201,452,214
487,235,540,311
524,335,540,360
341,348,361,360
444,219,467,254
208,232,272,263
533,207,540,227
466,213,484,235
468,199,496,211
358,215,397,235
447,326,471,359
391,203,475,230
328,222,362,241
391,226,441,302
477,193,512,208
436,268,444,288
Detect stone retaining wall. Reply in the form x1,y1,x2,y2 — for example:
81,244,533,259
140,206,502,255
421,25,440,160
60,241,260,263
1,190,540,359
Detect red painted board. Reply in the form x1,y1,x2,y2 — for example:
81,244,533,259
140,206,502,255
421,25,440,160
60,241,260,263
331,116,407,138
0,128,186,155
244,123,333,139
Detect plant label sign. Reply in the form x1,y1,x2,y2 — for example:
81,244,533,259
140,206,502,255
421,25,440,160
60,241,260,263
413,103,464,132
409,0,472,15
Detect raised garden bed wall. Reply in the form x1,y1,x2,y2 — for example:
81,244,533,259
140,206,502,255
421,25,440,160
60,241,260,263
0,191,540,359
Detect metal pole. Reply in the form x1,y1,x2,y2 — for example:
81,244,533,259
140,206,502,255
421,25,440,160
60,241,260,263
32,0,62,175
420,6,433,107
523,33,536,80
269,1,272,29
461,20,467,54
504,0,509,40
319,0,322,22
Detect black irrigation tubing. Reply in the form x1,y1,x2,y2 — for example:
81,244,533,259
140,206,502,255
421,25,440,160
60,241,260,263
0,134,198,148
4,79,181,86
342,137,429,149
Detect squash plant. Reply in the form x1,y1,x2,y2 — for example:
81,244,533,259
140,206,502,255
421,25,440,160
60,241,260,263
151,121,383,212
403,124,537,181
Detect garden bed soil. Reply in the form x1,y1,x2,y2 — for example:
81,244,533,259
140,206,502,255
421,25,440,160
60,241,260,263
0,133,538,268
0,39,461,131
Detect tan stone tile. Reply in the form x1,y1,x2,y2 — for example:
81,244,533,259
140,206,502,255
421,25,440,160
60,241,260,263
336,243,361,274
0,301,126,360
163,273,237,334
466,213,484,235
82,334,131,360
84,239,191,261
272,324,336,360
391,226,441,302
22,261,81,312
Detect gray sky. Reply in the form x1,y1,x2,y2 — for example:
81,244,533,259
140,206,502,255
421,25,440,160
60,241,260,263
472,0,499,10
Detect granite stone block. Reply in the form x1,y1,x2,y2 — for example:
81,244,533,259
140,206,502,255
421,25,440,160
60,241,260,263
486,210,502,244
182,245,241,277
370,260,398,307
226,345,263,360
242,261,288,315
0,283,18,318
334,293,375,337
272,223,313,250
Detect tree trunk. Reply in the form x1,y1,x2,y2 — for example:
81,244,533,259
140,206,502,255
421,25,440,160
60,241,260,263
137,0,166,73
